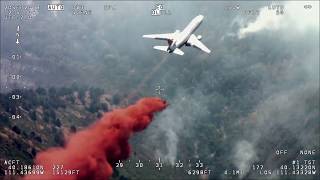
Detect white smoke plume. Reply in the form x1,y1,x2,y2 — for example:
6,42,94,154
233,140,257,178
238,1,319,39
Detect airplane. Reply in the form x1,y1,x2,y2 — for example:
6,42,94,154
142,15,211,56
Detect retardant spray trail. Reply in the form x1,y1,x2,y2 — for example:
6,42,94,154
24,97,167,180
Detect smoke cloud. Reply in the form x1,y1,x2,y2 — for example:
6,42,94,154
145,90,210,165
233,140,257,178
238,1,319,38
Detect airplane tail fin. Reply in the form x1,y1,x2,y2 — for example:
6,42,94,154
153,46,184,56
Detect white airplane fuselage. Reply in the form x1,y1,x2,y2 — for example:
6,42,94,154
167,15,204,52
143,14,211,55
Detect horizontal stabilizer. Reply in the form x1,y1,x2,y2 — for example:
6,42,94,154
173,48,184,56
153,46,169,52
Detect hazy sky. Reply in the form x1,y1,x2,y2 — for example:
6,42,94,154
1,1,319,178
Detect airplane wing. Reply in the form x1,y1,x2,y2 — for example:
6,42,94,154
187,34,211,54
142,33,175,40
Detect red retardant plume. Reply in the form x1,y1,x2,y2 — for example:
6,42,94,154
24,97,167,180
